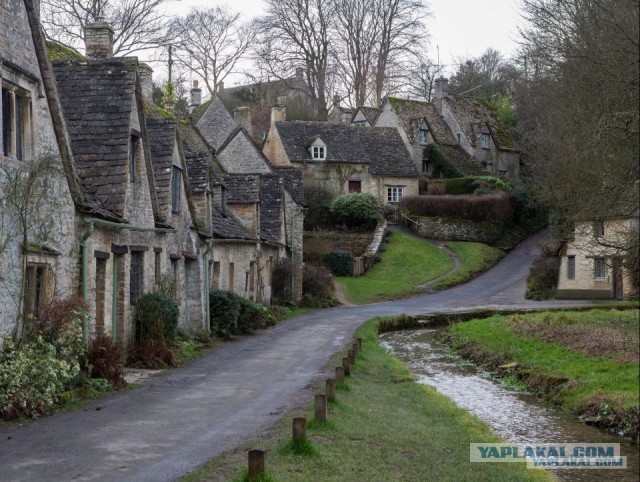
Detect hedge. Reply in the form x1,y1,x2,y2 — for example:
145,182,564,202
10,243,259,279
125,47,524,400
134,292,180,342
401,192,512,222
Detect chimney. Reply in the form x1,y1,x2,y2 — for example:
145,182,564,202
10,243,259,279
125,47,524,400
433,77,449,113
295,67,304,81
189,80,202,113
84,22,114,59
340,110,352,125
271,105,286,124
217,81,225,93
333,94,340,107
138,63,153,104
234,106,253,138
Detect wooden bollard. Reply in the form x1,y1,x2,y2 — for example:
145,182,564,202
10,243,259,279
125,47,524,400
348,349,355,365
315,394,327,423
343,357,350,376
326,378,336,402
357,337,363,349
353,342,359,356
248,449,265,481
292,417,306,442
335,366,344,382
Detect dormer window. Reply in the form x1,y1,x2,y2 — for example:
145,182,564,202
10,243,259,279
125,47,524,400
354,121,367,127
481,133,490,150
312,145,326,160
419,129,429,145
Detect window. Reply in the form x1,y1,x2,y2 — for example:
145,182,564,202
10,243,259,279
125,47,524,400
387,186,404,203
481,133,490,149
594,258,606,280
24,264,49,316
172,165,182,213
567,256,575,280
418,129,428,145
456,133,461,144
354,121,367,127
154,250,161,282
228,262,235,291
498,169,508,178
95,258,107,331
130,251,144,304
348,180,362,193
312,145,326,160
594,220,605,237
422,159,430,174
2,86,31,160
212,261,220,289
129,135,139,183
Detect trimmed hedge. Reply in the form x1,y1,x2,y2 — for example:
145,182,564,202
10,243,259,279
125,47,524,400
401,192,512,222
134,292,180,343
323,250,354,276
330,193,379,228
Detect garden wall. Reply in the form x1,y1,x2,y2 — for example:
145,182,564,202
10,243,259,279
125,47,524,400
408,216,504,244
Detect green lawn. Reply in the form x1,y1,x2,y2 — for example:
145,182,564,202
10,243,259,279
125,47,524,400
183,318,552,482
431,242,505,291
336,232,454,304
446,309,639,436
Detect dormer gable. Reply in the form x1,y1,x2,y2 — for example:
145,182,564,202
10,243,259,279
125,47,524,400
307,137,327,160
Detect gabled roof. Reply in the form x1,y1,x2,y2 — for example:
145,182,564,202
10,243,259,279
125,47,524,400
195,96,238,151
224,174,260,204
147,117,178,214
211,206,258,241
356,106,382,125
273,121,418,177
422,103,458,146
272,166,304,205
259,174,284,245
53,58,139,217
179,124,224,191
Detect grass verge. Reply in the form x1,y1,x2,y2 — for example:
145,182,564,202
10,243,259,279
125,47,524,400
444,308,640,438
336,232,454,304
183,318,553,482
431,242,505,291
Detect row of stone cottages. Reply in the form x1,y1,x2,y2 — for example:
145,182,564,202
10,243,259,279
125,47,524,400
0,5,303,353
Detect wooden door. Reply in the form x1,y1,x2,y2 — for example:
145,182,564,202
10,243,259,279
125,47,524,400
348,180,361,193
613,257,624,300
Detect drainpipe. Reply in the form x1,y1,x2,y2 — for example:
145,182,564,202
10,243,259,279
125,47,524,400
81,220,95,347
203,239,213,332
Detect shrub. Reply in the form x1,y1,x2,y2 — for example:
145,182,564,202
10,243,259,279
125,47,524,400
330,193,379,228
322,250,354,276
401,191,512,222
302,263,335,307
83,332,125,390
128,330,177,369
0,335,80,419
444,177,476,195
272,259,293,304
474,176,511,193
134,292,179,343
236,298,276,334
303,181,335,230
209,289,241,338
526,244,561,300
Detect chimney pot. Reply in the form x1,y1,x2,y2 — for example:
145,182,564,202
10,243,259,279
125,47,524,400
271,105,286,124
189,82,202,113
84,22,114,59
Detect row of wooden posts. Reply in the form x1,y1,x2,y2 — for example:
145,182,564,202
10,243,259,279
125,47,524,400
247,337,364,481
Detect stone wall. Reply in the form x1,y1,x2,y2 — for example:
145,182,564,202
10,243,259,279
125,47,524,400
304,230,374,258
409,215,504,244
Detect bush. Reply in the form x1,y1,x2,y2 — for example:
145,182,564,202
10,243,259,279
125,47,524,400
444,177,477,195
303,263,335,306
82,332,125,390
401,192,512,222
0,335,80,419
330,193,379,228
134,292,179,343
209,289,241,338
272,259,293,304
236,298,276,334
128,332,177,368
304,181,335,230
526,244,561,300
322,250,354,276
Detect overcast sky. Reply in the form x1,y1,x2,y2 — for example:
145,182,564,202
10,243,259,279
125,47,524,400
160,0,523,83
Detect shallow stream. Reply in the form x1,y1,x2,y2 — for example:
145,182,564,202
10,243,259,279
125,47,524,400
379,329,639,482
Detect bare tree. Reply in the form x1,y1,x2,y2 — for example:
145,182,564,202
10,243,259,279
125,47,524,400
449,48,519,98
256,0,334,119
41,0,169,56
169,7,255,98
404,52,441,101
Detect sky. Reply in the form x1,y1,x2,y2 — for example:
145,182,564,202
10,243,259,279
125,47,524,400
159,0,523,82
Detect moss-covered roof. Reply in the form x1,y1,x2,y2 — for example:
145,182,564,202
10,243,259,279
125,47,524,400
47,41,83,61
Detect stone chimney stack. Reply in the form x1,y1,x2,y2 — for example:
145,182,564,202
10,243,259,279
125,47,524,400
295,67,304,81
234,106,253,138
271,105,286,124
217,81,225,93
333,94,340,107
189,80,202,113
84,22,114,59
138,64,153,104
434,77,449,99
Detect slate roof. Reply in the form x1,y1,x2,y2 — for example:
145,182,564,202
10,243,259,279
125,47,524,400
274,121,418,177
223,174,260,204
195,96,238,151
53,58,138,216
211,206,258,241
357,107,382,125
179,124,224,191
147,117,177,214
259,174,284,245
272,166,304,205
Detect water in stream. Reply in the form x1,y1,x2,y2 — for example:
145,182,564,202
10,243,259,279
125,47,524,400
379,329,639,482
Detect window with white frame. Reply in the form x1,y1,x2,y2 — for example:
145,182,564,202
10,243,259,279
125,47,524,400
418,129,428,145
2,84,32,161
567,255,576,280
354,121,367,127
312,145,326,160
481,133,490,149
387,186,404,203
594,257,606,280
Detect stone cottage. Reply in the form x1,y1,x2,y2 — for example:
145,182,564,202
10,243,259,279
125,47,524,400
262,106,419,205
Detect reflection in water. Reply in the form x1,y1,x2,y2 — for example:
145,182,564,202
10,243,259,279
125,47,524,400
379,329,639,482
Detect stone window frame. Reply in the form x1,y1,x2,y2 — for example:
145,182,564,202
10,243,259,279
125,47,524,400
387,186,404,204
567,255,576,280
594,257,606,280
593,220,605,238
1,77,34,162
23,262,51,317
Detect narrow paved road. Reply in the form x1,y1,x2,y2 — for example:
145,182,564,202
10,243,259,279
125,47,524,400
0,230,593,481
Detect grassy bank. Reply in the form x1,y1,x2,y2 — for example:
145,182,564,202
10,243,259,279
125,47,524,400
432,242,505,291
183,318,552,482
336,232,453,304
444,308,640,438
